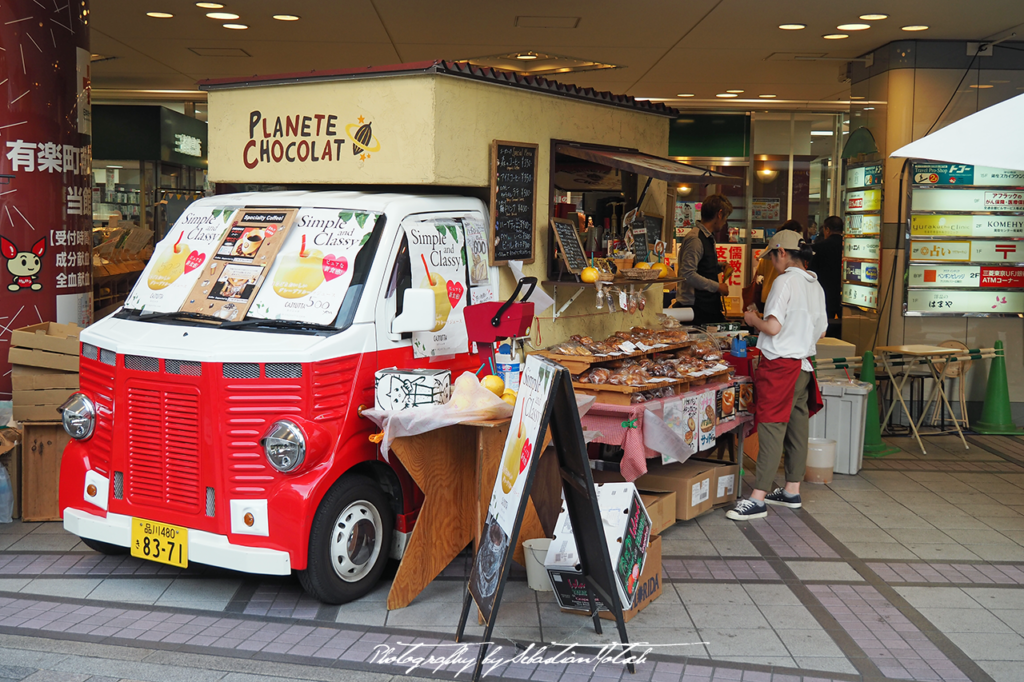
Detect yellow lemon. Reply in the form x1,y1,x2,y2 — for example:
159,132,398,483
634,261,652,270
482,375,505,396
651,262,669,278
501,391,517,407
580,267,599,283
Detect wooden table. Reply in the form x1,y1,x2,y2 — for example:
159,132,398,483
387,419,545,610
876,345,969,454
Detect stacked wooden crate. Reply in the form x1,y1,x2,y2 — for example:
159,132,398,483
8,322,80,423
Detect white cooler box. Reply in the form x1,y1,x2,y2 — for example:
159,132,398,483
809,379,873,475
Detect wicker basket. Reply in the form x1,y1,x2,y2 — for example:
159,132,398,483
597,272,615,282
621,268,661,281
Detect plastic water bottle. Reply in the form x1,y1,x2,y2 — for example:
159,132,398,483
0,466,13,524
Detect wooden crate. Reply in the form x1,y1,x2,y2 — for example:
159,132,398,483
21,422,69,522
0,446,22,520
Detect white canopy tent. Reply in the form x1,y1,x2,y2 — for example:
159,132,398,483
890,92,1024,171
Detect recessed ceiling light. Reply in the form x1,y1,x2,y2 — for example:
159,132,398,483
779,23,806,30
811,130,834,136
759,94,777,98
823,33,849,39
902,25,929,31
864,107,875,110
146,11,173,18
837,23,871,31
716,93,738,98
970,84,994,89
516,52,538,60
726,89,744,94
206,11,239,19
106,165,123,169
223,22,247,29
195,2,223,7
677,93,694,97
859,13,888,20
273,14,299,21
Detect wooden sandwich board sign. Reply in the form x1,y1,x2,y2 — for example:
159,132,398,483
456,355,634,681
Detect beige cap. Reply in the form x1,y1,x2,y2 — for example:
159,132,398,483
759,230,804,259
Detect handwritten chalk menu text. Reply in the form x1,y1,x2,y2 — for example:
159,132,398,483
550,217,589,275
490,140,538,265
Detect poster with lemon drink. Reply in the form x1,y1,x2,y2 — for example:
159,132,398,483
403,217,471,358
248,208,378,325
124,204,241,313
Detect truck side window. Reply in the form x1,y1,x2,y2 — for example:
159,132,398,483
386,235,412,337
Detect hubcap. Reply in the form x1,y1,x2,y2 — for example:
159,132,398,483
330,500,382,583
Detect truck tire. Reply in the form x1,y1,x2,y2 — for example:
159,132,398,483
82,537,129,555
299,474,394,604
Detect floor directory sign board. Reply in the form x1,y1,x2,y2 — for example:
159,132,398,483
841,162,882,310
907,160,1024,316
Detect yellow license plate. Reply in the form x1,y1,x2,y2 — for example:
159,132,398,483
130,518,188,568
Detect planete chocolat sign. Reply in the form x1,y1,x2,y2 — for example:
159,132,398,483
241,110,381,169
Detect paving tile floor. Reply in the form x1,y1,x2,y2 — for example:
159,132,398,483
5,436,1024,682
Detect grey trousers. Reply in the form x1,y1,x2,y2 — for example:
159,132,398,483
753,370,811,493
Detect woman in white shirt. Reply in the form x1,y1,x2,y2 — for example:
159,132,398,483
727,230,828,521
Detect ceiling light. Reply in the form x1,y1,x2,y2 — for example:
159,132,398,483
273,14,299,21
223,23,247,29
902,25,929,31
516,52,538,60
206,11,239,19
106,165,123,169
864,107,875,110
970,84,994,89
195,2,223,7
726,89,744,94
779,23,806,30
146,11,173,18
716,93,738,98
757,169,779,182
837,23,871,31
677,93,694,97
859,13,888,20
759,94,776,98
811,130,834,136
823,33,849,40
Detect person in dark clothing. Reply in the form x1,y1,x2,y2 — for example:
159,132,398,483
809,215,843,322
676,194,733,324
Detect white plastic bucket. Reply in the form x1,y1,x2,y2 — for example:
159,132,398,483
805,438,836,484
523,538,552,591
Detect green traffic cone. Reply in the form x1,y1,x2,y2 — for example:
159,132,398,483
975,341,1022,434
860,350,899,457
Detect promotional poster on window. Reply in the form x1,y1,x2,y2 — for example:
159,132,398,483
124,205,241,313
403,218,470,358
248,208,378,325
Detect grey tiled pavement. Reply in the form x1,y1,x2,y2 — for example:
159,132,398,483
5,436,1024,682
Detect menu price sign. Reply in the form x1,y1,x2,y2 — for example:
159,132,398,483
912,162,1024,186
550,217,588,275
489,140,538,265
843,283,878,309
631,224,650,263
911,215,1024,238
907,289,1024,315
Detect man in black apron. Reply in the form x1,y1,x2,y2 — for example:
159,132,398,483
676,194,733,325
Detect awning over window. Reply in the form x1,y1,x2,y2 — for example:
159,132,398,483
556,144,741,185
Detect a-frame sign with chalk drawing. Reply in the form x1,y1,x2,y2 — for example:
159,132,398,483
456,355,634,682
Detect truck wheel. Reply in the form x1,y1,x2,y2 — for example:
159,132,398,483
82,537,129,555
299,475,394,604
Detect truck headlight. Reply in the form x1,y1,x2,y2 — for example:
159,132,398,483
260,420,305,472
59,394,95,440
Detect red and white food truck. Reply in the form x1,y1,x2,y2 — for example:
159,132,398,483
59,190,495,603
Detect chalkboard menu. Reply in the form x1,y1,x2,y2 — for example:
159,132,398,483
642,214,663,246
489,140,538,265
631,224,650,263
551,217,588,275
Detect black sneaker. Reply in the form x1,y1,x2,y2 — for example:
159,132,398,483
764,488,802,509
726,498,767,521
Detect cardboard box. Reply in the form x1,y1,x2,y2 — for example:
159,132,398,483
695,458,740,506
10,322,80,356
11,366,79,392
636,460,716,520
545,483,652,610
13,405,63,423
640,491,677,535
554,535,662,623
12,389,76,407
8,347,79,373
374,368,451,411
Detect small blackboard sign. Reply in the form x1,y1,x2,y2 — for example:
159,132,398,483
631,224,649,264
490,140,538,265
551,217,589,275
642,214,663,246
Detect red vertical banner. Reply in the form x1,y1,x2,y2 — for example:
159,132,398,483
0,0,91,397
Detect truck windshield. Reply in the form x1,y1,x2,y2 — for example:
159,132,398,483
118,211,387,335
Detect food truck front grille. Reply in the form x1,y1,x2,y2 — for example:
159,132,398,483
223,363,260,379
223,380,304,495
125,355,159,373
79,357,115,476
166,359,202,377
126,385,202,512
